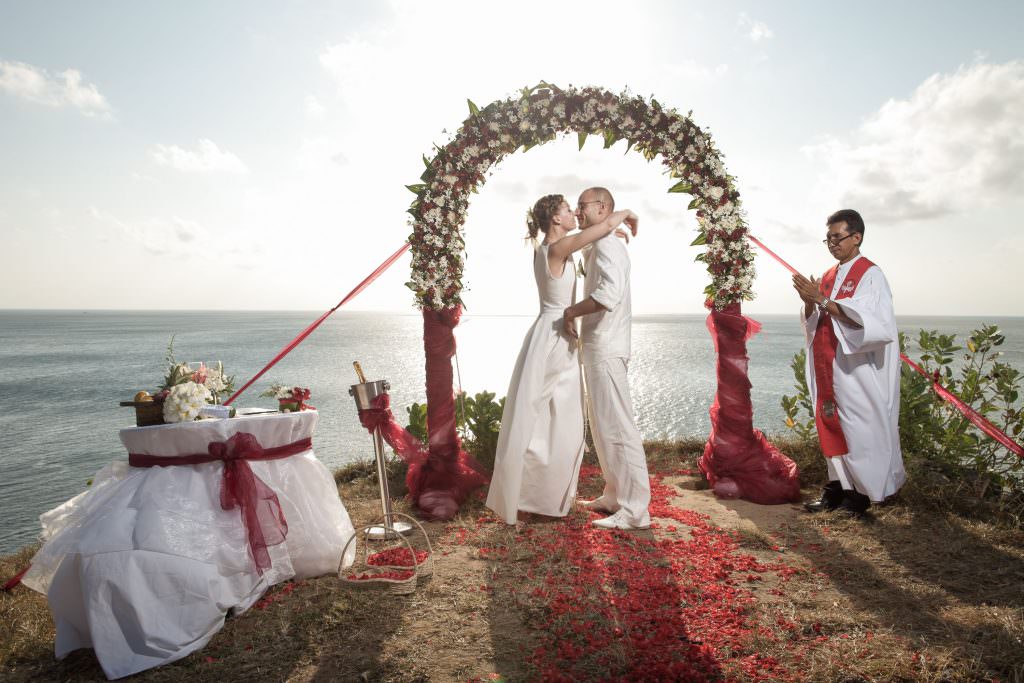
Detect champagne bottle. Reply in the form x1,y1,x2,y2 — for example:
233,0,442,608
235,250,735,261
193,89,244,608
353,361,367,384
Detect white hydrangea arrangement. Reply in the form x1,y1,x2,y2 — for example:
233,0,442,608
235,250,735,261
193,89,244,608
159,338,235,400
162,381,214,423
407,83,756,312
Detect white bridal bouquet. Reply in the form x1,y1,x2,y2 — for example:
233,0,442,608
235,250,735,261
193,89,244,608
162,381,214,423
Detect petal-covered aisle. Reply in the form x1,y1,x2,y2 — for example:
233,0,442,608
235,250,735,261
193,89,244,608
463,466,807,682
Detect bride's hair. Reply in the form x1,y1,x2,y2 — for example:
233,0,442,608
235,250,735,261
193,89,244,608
526,194,564,239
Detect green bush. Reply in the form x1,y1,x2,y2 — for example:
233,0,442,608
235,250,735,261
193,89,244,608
781,323,1024,509
405,390,506,474
780,350,816,442
905,325,1023,494
405,401,429,445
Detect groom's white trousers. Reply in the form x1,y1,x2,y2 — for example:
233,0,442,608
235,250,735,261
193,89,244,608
584,357,651,526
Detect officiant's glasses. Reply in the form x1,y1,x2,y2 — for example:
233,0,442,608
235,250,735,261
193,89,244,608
822,233,855,246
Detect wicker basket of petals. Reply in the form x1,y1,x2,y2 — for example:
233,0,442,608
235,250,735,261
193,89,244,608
338,523,420,595
364,512,434,580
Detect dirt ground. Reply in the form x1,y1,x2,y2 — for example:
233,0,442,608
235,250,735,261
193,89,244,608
2,449,1023,682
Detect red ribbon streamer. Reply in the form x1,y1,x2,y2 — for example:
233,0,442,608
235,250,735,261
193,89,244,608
901,355,1024,457
1,564,30,592
224,242,411,406
748,233,1024,459
748,235,799,276
129,432,312,573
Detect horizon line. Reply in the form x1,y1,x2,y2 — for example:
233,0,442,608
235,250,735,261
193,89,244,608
1,308,1023,320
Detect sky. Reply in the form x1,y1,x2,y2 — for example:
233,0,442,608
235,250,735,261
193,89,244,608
2,1,1023,317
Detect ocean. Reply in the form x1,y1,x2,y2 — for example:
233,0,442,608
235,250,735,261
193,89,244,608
1,310,1022,555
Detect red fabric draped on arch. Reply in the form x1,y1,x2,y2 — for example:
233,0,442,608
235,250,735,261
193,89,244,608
699,304,801,503
417,306,490,518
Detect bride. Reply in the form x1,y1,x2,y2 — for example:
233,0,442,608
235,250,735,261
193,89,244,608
485,194,638,524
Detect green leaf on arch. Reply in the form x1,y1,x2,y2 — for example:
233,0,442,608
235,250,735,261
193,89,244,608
467,99,480,117
602,130,618,149
687,197,703,210
406,183,427,195
577,132,587,151
668,180,692,194
690,233,707,246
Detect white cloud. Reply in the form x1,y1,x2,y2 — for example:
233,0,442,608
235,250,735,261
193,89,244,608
149,139,249,174
304,94,326,119
738,13,774,42
89,207,211,255
0,60,113,118
805,60,1024,223
666,59,729,82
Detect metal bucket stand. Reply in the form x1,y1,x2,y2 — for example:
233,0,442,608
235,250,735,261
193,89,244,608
349,378,413,540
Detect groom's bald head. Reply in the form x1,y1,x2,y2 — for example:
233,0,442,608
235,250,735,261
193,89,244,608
584,186,615,210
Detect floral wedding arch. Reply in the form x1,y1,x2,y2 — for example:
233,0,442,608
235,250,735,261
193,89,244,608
404,83,799,519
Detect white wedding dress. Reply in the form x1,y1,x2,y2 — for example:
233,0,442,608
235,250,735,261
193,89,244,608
485,242,586,523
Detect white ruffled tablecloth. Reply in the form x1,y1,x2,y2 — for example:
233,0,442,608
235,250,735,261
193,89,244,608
21,410,354,680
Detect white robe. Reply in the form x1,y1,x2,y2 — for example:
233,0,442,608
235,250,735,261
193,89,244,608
801,255,906,502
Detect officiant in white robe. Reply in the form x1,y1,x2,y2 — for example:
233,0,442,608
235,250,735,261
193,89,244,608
794,209,906,515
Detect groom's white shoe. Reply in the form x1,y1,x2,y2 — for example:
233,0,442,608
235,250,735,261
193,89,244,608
592,510,650,531
579,497,619,515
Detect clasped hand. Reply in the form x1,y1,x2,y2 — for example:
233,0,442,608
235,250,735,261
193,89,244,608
792,273,821,304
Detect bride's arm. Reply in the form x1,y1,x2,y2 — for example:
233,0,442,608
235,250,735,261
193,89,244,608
548,210,638,261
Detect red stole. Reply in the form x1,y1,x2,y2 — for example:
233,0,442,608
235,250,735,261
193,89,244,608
812,257,875,457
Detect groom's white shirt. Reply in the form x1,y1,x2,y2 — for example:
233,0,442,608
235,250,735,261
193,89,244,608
580,232,631,363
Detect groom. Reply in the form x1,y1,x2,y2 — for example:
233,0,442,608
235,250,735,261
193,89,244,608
562,186,652,530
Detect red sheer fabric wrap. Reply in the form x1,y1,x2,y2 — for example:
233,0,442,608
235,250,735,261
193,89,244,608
128,432,310,574
357,393,429,494
698,304,801,504
416,306,489,519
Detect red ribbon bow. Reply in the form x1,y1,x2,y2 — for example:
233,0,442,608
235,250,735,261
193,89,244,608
129,432,313,574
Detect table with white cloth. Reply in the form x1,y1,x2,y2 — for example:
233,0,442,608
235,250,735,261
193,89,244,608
21,410,354,680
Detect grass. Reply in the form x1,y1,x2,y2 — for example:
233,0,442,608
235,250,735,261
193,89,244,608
1,438,1022,682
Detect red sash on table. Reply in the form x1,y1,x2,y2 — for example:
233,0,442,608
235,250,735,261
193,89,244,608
812,257,875,457
129,432,312,574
